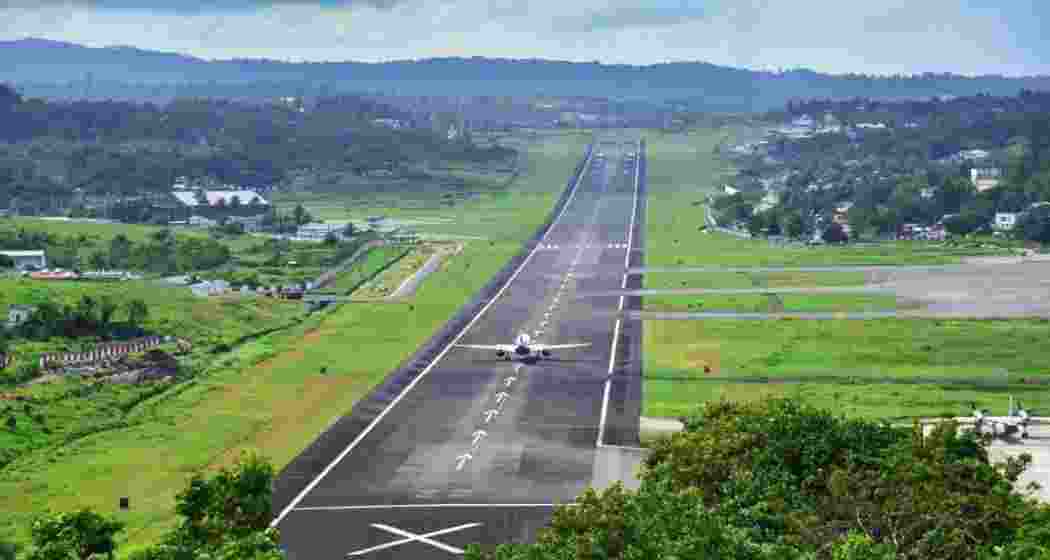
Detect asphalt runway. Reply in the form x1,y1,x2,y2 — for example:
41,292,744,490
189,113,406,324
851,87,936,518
275,138,644,558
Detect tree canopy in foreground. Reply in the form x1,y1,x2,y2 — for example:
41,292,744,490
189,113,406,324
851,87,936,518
465,399,1050,560
5,399,1049,559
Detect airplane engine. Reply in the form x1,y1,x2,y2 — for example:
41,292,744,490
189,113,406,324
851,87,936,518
496,350,506,358
541,350,551,357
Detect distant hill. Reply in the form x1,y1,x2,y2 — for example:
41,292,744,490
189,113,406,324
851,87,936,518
4,37,1050,112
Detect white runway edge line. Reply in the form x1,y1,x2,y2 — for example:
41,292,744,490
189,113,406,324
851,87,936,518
294,503,580,512
272,145,596,527
596,139,641,448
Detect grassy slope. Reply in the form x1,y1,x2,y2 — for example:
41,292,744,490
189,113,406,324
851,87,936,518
0,130,589,554
641,127,1049,420
327,245,412,294
352,244,438,299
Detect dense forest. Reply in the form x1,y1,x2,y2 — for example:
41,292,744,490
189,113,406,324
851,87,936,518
4,38,1050,112
721,91,1050,242
0,83,513,214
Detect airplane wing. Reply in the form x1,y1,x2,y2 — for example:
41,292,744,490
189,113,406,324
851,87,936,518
456,344,517,352
982,416,1022,425
533,343,591,351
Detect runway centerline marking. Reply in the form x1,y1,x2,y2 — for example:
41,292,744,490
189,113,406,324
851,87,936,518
347,522,482,556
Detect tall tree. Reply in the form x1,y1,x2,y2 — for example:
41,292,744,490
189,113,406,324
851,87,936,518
24,509,124,560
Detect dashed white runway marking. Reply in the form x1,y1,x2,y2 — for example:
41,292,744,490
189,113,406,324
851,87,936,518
454,453,472,471
471,429,487,448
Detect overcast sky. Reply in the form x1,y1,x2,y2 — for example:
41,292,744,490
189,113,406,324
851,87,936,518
2,1,1047,76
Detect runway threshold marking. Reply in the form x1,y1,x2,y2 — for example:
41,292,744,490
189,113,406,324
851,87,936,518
347,522,482,556
596,138,641,448
270,146,596,528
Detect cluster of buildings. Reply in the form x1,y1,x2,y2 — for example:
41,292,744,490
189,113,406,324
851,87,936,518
176,278,307,299
168,179,272,232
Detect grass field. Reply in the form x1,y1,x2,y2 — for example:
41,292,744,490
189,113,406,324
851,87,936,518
327,245,412,294
274,130,593,243
641,126,1047,421
644,317,1050,419
352,244,438,299
1,216,348,287
2,217,197,246
643,292,903,313
0,277,303,359
0,129,591,554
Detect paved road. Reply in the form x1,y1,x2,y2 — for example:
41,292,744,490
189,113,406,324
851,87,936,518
387,247,455,300
275,138,644,558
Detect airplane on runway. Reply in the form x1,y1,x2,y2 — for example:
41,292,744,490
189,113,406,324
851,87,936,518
455,333,590,364
971,396,1044,439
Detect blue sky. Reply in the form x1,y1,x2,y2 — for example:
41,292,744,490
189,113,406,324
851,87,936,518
2,1,1047,76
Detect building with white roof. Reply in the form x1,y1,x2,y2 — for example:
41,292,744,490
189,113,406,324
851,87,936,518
971,168,1003,192
171,190,269,208
0,250,46,270
295,222,346,241
994,212,1018,231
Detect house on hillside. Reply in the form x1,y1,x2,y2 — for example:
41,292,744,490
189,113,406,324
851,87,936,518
971,168,1003,192
188,215,218,228
372,118,403,129
190,279,229,297
960,149,991,161
995,212,1019,231
0,250,46,271
6,304,37,329
295,222,345,242
756,191,780,212
226,214,266,233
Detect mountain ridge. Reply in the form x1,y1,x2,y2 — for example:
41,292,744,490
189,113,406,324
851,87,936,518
4,37,1050,111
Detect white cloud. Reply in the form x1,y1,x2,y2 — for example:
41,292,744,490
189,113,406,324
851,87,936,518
0,0,1046,75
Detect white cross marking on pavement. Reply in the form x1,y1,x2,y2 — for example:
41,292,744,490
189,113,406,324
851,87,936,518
347,522,482,556
495,391,509,405
471,429,487,448
483,409,500,423
504,376,516,387
454,453,472,471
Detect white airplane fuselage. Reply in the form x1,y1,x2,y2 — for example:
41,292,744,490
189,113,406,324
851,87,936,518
496,334,549,363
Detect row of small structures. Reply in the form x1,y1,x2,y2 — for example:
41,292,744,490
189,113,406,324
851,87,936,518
37,335,191,370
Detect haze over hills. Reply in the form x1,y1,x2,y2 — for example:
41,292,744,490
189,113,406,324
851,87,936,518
3,37,1050,112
